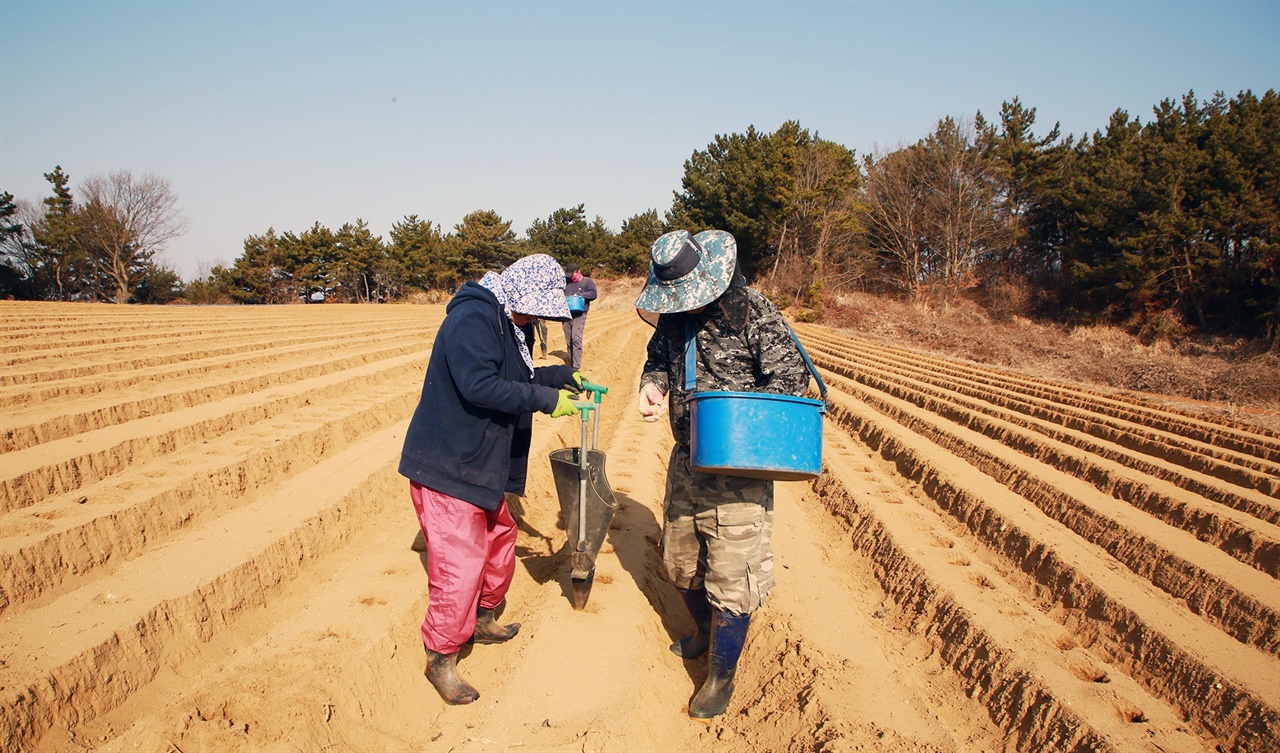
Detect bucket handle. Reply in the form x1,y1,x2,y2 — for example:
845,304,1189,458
787,325,828,404
682,318,827,405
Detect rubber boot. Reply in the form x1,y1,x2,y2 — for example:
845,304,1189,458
424,650,479,705
471,606,520,644
670,587,712,659
688,609,750,719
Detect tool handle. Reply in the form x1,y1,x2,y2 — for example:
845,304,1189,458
580,380,609,404
573,400,595,423
573,382,607,450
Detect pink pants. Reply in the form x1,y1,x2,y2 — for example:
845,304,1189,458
410,482,518,654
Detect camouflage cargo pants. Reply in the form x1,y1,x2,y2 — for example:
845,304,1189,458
661,444,775,615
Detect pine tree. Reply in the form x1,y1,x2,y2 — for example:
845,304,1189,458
388,215,450,292
452,210,518,280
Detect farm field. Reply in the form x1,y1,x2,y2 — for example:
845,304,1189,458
1,299,1278,753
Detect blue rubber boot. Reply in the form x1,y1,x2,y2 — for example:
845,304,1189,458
670,588,712,659
688,609,750,718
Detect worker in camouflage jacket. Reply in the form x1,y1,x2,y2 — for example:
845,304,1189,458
634,229,810,719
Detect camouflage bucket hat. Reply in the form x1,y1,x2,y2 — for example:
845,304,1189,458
503,253,572,321
634,230,737,314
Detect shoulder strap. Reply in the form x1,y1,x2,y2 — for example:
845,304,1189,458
684,316,827,401
683,317,697,392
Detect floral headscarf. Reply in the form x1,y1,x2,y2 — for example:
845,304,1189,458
478,254,571,374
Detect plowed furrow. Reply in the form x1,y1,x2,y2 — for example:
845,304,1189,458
562,312,635,363
819,388,1280,750
0,304,430,337
0,387,417,618
0,426,407,753
808,327,1280,453
811,351,1280,577
801,332,1280,492
834,327,1280,448
0,319,391,358
0,318,428,361
0,322,432,387
817,364,1280,655
813,345,1280,526
0,309,639,752
0,326,432,410
0,341,427,454
5,303,1274,753
811,432,1209,752
0,354,428,512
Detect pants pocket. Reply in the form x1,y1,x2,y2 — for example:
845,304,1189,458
714,501,763,543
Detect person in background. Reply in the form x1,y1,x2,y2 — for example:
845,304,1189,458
399,253,586,705
533,318,548,358
519,318,549,359
561,262,597,370
634,229,809,719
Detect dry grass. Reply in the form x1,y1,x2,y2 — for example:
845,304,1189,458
594,279,1280,433
400,288,453,305
593,277,646,313
819,291,1280,433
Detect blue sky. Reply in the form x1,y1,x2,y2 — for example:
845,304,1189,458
2,0,1277,280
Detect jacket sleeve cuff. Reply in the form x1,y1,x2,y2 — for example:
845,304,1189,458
533,365,576,389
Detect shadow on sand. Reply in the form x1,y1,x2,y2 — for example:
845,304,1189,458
407,482,703,685
604,490,705,685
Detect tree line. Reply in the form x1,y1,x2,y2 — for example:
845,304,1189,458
181,205,663,305
669,90,1277,343
0,167,188,303
3,88,1276,345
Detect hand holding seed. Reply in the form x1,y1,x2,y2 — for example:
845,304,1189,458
638,383,668,422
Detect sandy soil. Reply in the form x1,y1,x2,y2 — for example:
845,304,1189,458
1,300,1277,753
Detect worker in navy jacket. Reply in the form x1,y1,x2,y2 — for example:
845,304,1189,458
399,253,583,705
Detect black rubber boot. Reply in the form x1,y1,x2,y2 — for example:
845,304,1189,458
670,587,712,659
472,606,520,644
425,650,479,705
688,609,750,719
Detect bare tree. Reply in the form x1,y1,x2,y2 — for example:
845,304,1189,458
921,118,1017,289
4,199,38,275
862,145,929,296
861,119,1018,299
79,170,188,303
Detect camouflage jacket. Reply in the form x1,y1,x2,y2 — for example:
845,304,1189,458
640,287,811,447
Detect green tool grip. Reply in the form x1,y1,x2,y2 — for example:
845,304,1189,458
580,380,609,404
573,400,595,422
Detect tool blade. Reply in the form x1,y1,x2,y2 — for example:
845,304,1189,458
570,575,593,610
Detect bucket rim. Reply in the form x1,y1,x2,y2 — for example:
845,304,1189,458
688,390,824,407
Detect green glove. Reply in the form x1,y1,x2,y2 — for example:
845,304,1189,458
572,371,584,389
551,390,580,418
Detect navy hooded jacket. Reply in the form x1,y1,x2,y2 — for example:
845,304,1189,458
398,282,576,509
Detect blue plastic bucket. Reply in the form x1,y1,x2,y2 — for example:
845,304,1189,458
688,391,824,480
566,295,586,313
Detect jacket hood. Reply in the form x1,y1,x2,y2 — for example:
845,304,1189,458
447,281,501,315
